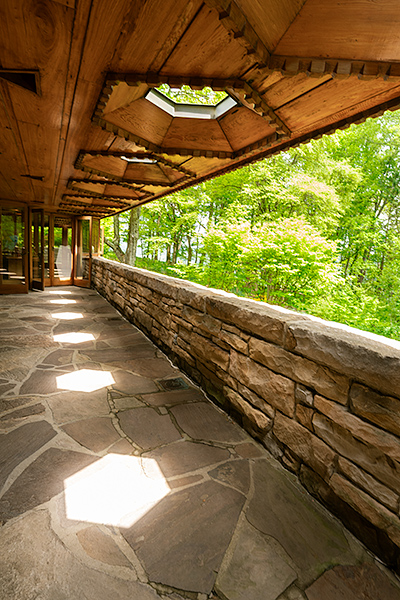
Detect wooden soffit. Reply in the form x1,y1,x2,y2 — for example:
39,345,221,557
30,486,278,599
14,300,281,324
1,0,400,216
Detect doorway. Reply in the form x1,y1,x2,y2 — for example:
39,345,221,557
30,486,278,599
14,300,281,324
28,211,101,292
0,206,28,294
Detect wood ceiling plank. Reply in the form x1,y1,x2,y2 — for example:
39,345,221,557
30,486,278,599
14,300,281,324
103,183,142,198
107,137,143,154
103,83,149,116
81,154,127,178
124,163,171,184
234,0,307,53
160,4,255,79
158,164,189,184
70,181,107,195
262,72,333,110
162,118,233,153
219,107,276,152
277,77,400,132
182,156,232,176
99,98,173,148
0,0,77,205
275,0,400,62
111,0,204,72
84,125,118,153
0,82,35,201
54,0,138,202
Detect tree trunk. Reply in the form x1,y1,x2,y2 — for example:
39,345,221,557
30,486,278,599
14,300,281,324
124,207,141,266
187,235,192,265
104,215,125,262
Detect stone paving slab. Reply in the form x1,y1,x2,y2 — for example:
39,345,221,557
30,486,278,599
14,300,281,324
0,287,399,600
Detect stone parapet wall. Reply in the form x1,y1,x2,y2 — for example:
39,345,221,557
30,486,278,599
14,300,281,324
92,257,400,573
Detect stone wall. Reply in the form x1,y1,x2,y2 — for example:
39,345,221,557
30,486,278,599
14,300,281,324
92,257,400,573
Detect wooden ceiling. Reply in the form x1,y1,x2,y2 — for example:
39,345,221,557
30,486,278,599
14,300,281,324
1,0,400,217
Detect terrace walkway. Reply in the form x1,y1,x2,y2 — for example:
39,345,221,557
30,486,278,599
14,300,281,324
0,287,400,600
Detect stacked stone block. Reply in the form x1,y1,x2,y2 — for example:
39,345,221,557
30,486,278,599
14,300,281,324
92,257,400,574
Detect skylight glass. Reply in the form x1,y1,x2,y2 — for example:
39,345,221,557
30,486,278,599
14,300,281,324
121,156,157,164
156,84,227,106
146,87,238,120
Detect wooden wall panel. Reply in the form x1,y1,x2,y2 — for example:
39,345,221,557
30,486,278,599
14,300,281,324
276,0,400,62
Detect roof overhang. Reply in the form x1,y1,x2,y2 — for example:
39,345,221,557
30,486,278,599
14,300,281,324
1,0,400,217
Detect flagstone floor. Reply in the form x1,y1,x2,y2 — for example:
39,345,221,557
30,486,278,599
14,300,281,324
0,286,400,600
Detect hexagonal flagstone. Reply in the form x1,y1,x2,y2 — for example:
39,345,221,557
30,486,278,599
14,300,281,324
305,562,400,600
209,460,250,495
145,440,230,478
122,480,246,594
246,460,356,585
215,518,297,600
0,510,160,600
118,407,181,449
112,370,158,395
0,448,97,522
62,417,120,452
170,402,247,443
76,526,132,567
0,420,57,489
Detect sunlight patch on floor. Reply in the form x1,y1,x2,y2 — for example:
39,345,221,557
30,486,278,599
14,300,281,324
49,299,77,305
51,312,84,320
56,369,115,392
53,332,95,344
64,454,170,527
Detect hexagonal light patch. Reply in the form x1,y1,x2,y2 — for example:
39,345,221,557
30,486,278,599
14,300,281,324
51,312,84,320
56,369,115,392
53,332,95,344
64,454,170,527
49,299,77,304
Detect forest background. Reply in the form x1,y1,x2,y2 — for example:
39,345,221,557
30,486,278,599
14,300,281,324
103,111,400,341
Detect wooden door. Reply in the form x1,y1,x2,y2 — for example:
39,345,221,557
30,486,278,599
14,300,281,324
73,216,91,288
30,209,45,291
52,215,73,286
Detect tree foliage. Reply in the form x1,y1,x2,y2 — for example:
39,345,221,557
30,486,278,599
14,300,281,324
103,110,400,340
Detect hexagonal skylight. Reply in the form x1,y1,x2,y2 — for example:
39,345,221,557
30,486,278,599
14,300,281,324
146,88,237,120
